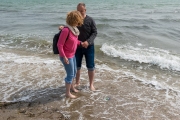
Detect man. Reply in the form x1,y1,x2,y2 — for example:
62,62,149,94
59,3,97,91
75,3,97,91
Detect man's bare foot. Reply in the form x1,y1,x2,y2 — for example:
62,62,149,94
66,93,77,99
90,85,96,91
74,83,80,87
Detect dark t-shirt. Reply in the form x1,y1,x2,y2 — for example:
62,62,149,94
77,15,97,45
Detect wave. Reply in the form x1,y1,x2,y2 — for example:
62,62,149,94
100,43,180,71
0,34,53,54
96,23,111,29
157,18,180,23
121,25,150,30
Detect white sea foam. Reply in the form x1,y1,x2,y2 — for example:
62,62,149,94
0,52,59,64
122,70,180,94
95,63,180,95
100,43,180,71
0,52,64,102
0,51,179,102
96,63,171,93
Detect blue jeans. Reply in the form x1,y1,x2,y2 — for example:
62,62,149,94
60,56,77,84
75,45,95,71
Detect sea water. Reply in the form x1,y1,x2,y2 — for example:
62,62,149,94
0,0,180,119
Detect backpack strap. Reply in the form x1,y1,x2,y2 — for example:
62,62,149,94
64,27,70,42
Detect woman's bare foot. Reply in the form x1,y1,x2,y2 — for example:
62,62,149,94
71,88,79,93
71,84,79,92
66,93,77,99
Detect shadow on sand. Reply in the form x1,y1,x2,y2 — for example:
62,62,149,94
0,86,70,120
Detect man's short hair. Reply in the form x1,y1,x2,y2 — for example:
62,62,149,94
77,2,86,7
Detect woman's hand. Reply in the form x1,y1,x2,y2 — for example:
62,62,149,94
63,57,69,64
81,41,89,48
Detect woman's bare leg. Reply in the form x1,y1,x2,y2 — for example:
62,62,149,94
65,83,77,99
71,79,79,92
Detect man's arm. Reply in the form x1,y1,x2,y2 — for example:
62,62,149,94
59,25,65,30
86,18,97,45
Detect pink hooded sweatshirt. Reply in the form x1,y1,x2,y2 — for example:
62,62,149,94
57,27,81,58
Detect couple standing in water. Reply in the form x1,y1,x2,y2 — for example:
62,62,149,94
57,3,97,98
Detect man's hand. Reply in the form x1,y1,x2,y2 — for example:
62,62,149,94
81,41,89,48
59,26,64,30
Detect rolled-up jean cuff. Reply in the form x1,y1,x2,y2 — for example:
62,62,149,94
77,67,95,71
88,67,95,71
65,78,74,84
77,67,81,70
65,81,72,84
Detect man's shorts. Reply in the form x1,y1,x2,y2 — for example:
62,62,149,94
75,45,95,71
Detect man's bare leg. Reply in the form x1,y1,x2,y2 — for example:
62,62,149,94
88,70,95,91
75,70,81,87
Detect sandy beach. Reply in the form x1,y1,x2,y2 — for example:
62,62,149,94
0,49,180,120
0,100,66,120
1,64,180,120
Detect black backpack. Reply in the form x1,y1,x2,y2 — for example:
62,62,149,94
53,27,69,54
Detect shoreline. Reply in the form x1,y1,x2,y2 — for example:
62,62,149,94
0,100,67,120
1,48,180,119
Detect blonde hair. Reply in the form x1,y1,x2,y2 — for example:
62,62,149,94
66,10,83,26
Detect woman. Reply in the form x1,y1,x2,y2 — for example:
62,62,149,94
57,10,83,98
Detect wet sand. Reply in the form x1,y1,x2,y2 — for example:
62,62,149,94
0,100,65,120
1,75,180,120
1,50,180,120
